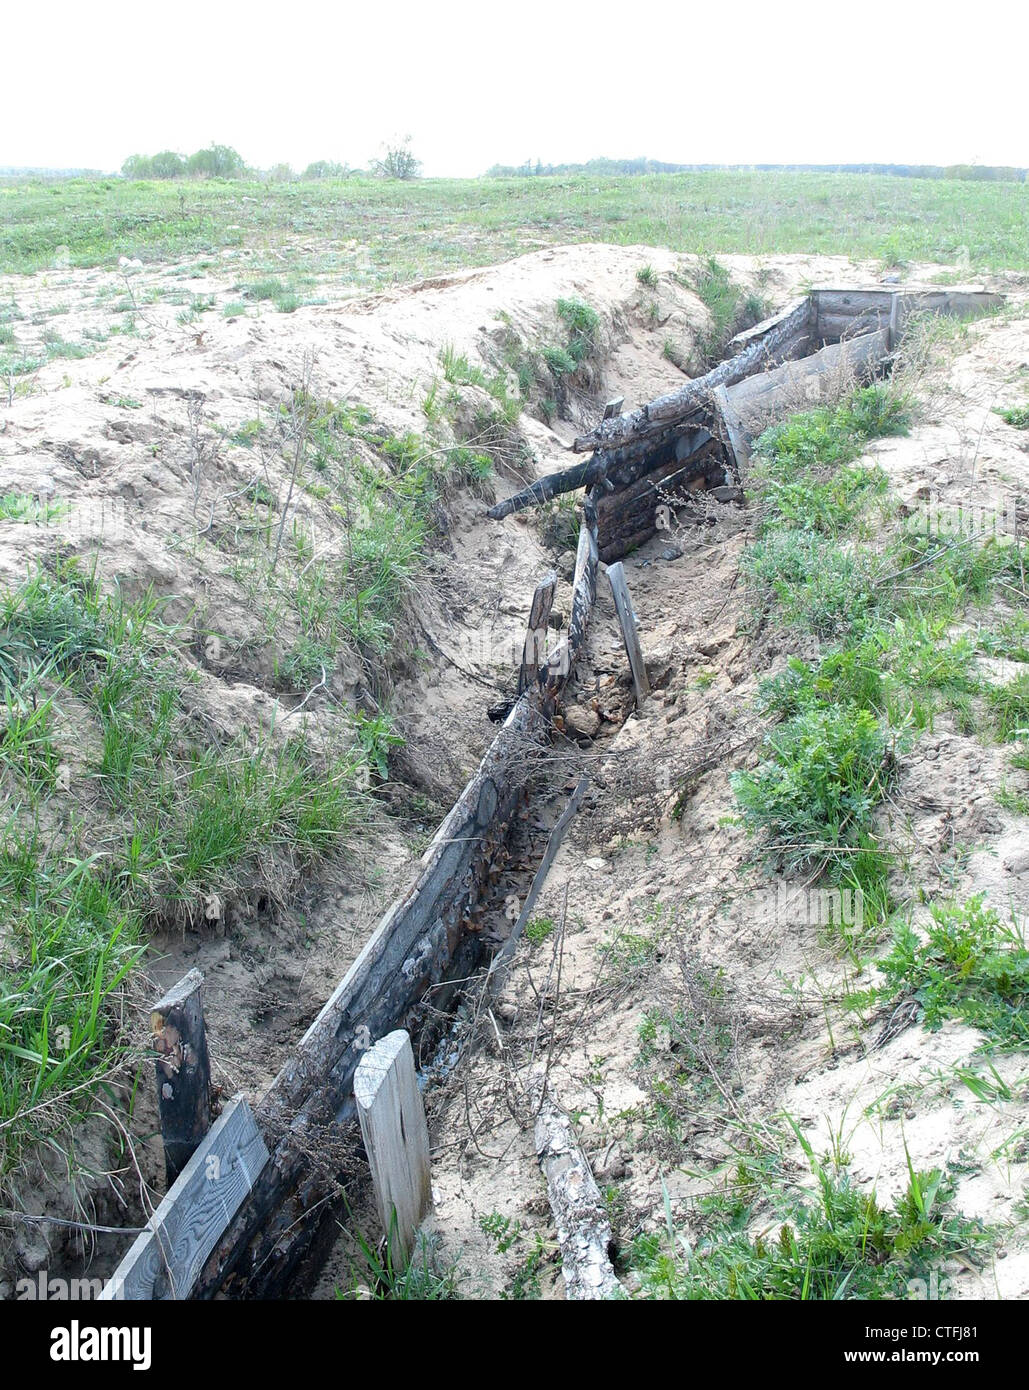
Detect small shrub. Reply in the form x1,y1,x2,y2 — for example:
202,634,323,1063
995,404,1029,429
732,703,896,867
875,897,1029,1046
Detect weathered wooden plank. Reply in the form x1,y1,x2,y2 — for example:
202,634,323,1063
151,969,212,1188
813,289,895,317
487,774,589,985
815,311,886,342
540,496,598,704
355,1031,432,1262
532,1078,621,1300
725,296,817,352
712,384,750,478
606,562,649,710
100,1097,268,1301
602,397,624,419
903,289,1004,318
517,572,557,696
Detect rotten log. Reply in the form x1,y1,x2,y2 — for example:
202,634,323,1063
724,327,892,440
572,296,812,454
532,1078,622,1300
151,969,212,1187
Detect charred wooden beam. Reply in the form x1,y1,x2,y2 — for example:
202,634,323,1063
487,413,707,521
151,970,212,1187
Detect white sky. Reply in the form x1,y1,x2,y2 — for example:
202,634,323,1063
7,0,1027,175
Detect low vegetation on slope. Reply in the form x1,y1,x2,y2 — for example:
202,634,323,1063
733,373,1028,950
2,169,1028,280
0,375,505,1204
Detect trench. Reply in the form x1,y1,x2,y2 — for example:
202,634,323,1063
100,284,1001,1300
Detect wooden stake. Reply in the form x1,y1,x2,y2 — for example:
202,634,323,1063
517,571,557,695
355,1030,433,1263
605,561,649,710
152,969,212,1187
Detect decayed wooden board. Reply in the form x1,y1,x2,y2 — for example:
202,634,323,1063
487,774,589,987
100,1097,268,1301
891,289,1004,342
606,562,649,710
540,496,599,704
815,311,887,341
355,1031,432,1261
517,572,557,696
711,384,750,478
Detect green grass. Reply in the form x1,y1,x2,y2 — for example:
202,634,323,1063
872,897,1029,1047
0,845,143,1177
734,383,1028,907
732,699,897,870
4,170,1027,281
0,493,67,524
0,555,377,1183
985,673,1029,742
995,404,1029,429
632,1132,984,1300
688,256,766,360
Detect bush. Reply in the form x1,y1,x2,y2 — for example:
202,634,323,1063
372,138,421,180
304,160,348,179
186,144,247,179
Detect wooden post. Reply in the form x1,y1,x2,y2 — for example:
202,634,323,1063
888,292,903,351
517,571,557,695
354,1030,432,1263
152,969,212,1188
605,562,649,710
602,396,624,420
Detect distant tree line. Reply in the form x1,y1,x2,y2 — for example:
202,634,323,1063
120,137,421,182
485,157,1028,183
121,145,249,179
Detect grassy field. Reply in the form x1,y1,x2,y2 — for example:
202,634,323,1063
2,170,1028,285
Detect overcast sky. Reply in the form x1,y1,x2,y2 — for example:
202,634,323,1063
8,0,1026,175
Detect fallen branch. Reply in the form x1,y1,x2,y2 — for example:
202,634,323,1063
531,1075,622,1301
